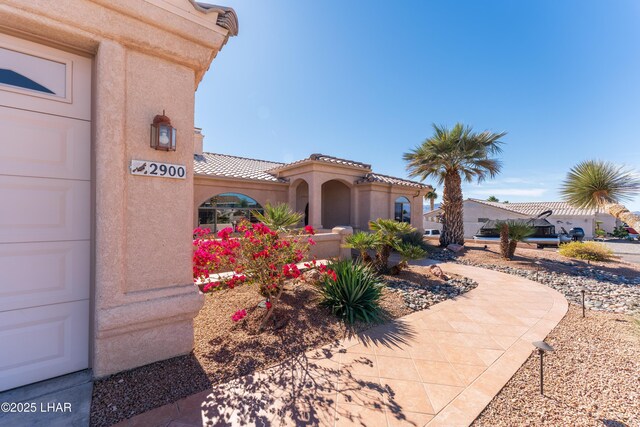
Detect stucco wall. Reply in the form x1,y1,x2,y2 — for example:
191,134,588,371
322,180,351,229
193,176,288,227
0,0,236,378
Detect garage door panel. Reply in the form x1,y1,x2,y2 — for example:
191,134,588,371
0,241,90,312
0,106,90,180
0,300,89,392
0,33,91,121
0,176,90,243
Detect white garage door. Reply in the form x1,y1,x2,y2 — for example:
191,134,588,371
0,33,91,392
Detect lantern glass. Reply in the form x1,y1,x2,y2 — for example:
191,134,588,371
158,125,171,149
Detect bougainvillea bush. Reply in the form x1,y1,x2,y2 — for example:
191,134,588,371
193,221,334,330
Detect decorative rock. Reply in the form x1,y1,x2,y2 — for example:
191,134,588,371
430,254,640,316
447,244,465,253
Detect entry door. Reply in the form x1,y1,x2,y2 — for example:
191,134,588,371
0,33,92,391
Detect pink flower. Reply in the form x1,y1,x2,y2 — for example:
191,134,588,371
308,237,316,246
265,301,272,310
231,309,247,322
217,227,234,240
304,225,315,235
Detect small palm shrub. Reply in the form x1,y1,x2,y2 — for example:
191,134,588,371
558,241,614,262
369,218,414,272
390,242,427,275
252,203,303,231
344,231,381,263
400,231,431,251
317,259,385,324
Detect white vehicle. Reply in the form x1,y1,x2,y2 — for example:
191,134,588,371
424,229,441,238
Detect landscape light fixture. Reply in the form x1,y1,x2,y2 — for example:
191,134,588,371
534,260,542,281
578,286,586,318
150,110,176,151
532,341,555,395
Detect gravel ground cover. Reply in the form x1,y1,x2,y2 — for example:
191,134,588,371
430,242,640,315
91,265,473,426
473,305,640,427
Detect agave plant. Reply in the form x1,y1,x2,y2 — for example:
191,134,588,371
343,231,381,263
369,218,414,272
561,160,640,232
317,259,385,324
404,123,506,246
252,203,303,231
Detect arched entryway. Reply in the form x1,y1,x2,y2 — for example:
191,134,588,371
294,180,309,226
198,193,263,232
394,196,411,223
321,180,351,229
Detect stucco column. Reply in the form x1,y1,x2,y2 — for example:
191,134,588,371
412,192,425,232
93,40,127,328
308,177,323,230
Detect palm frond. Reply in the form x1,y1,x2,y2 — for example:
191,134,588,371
560,160,640,209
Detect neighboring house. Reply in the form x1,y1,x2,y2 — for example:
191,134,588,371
424,198,618,239
193,131,431,233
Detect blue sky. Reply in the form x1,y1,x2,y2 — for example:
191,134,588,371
195,0,640,211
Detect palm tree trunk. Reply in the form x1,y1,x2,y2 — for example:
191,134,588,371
440,171,464,246
429,198,435,211
604,203,640,233
500,223,510,259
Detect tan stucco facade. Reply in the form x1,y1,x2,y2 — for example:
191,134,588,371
0,0,237,377
194,155,429,233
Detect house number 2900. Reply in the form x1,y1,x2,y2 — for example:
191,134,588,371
130,160,186,179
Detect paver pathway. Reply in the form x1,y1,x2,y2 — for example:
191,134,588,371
114,263,568,427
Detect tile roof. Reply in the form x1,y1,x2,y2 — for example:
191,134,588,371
356,173,428,189
194,153,287,182
194,152,428,189
469,199,601,216
268,153,372,171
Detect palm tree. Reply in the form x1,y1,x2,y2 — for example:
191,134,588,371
252,203,303,231
487,196,499,202
404,123,506,246
425,189,438,211
561,160,640,232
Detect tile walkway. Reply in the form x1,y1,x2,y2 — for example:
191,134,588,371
113,262,568,427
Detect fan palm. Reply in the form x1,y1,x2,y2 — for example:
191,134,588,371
560,160,640,232
344,231,381,263
252,203,303,231
404,123,506,246
425,189,438,211
369,218,414,272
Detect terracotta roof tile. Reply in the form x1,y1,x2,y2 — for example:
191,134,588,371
268,153,372,171
194,152,286,182
356,172,428,189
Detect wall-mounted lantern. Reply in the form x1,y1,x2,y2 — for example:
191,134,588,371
150,110,176,151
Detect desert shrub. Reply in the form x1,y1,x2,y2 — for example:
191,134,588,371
400,231,431,251
390,242,428,275
317,259,385,324
344,231,381,263
558,241,614,262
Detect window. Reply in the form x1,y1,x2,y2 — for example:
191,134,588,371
198,193,263,233
394,196,411,223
